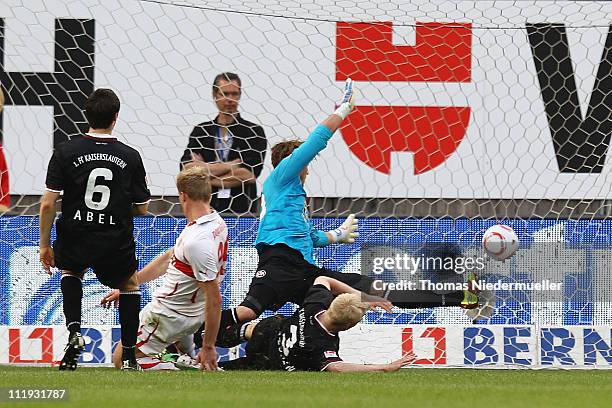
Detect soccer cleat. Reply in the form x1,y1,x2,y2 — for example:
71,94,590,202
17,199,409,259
467,272,480,294
465,290,497,321
121,358,143,371
59,332,85,371
462,272,496,321
155,351,197,370
158,350,180,363
461,291,478,309
173,354,200,371
460,272,479,310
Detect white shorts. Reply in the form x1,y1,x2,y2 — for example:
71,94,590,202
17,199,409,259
136,301,204,356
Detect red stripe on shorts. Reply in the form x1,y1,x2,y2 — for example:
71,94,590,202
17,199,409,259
139,361,162,370
136,322,159,348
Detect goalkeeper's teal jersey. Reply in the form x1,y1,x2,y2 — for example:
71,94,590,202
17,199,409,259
255,124,333,265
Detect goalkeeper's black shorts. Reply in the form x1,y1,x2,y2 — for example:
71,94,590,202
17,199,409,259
240,243,374,314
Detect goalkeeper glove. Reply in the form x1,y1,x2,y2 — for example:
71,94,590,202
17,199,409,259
333,78,355,120
328,214,359,244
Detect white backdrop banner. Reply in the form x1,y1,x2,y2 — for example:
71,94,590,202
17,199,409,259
1,0,611,198
1,324,610,369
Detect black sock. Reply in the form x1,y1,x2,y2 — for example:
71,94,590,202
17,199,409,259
119,290,141,353
220,308,239,327
387,290,463,308
193,323,205,349
61,275,82,336
122,346,136,362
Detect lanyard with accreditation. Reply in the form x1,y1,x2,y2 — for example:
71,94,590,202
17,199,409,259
215,126,232,198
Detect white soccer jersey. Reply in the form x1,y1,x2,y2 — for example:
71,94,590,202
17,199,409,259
150,211,228,317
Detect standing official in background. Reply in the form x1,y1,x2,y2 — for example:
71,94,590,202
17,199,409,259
180,72,266,215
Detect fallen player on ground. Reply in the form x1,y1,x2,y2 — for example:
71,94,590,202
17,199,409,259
219,276,416,372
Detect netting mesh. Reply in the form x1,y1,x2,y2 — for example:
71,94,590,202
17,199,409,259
1,0,611,367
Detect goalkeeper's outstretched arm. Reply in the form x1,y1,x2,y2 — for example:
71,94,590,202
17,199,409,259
273,79,355,184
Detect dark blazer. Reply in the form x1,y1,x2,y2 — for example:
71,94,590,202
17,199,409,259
180,114,267,214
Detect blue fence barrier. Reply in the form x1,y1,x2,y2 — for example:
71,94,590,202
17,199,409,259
1,216,611,326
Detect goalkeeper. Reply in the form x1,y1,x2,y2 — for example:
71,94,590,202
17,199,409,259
215,79,487,346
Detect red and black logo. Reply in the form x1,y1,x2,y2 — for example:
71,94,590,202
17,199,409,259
336,22,612,175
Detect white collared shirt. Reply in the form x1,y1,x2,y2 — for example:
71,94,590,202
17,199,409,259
85,132,116,139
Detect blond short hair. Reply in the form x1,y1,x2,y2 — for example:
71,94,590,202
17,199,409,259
327,293,370,327
176,166,211,202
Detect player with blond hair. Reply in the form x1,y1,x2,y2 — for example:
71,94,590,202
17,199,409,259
103,166,226,371
220,276,415,372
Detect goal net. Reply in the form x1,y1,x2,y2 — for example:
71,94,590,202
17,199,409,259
1,0,611,368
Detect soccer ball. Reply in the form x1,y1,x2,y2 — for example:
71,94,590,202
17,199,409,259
482,224,519,261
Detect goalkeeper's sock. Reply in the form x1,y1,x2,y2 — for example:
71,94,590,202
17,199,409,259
387,290,463,308
119,290,141,349
61,274,82,336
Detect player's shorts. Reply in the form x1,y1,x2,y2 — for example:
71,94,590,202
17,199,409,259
241,244,374,314
53,232,137,288
136,301,204,357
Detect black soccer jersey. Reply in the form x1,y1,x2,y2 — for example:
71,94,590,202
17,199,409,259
271,284,343,371
45,133,150,251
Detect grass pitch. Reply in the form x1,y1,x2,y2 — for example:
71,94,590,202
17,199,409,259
1,366,611,408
